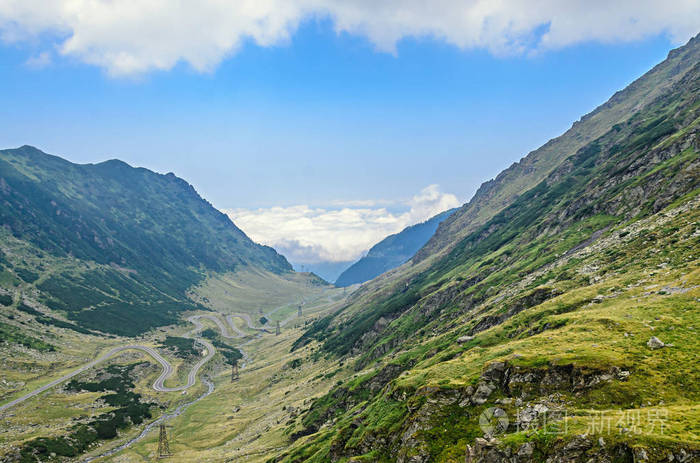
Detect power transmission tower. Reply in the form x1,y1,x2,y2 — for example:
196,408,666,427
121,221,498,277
157,423,172,458
275,320,281,336
231,360,239,382
298,304,302,317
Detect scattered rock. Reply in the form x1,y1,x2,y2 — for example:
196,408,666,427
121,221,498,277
457,335,475,344
647,336,666,349
533,403,549,414
465,444,475,463
367,363,409,393
634,448,649,461
517,442,534,457
458,386,475,407
471,382,496,405
563,434,592,452
517,407,536,426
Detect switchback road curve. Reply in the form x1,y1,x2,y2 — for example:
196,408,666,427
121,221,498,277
0,313,243,412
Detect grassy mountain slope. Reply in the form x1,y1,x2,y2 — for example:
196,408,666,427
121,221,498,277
335,208,456,287
281,38,700,462
0,146,291,335
299,33,700,355
191,268,328,315
416,33,700,264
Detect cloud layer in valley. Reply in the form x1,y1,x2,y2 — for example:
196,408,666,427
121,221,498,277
1,1,698,75
226,185,460,264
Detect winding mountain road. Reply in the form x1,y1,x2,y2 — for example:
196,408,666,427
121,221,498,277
227,312,271,334
1,291,335,462
196,313,242,339
0,313,244,412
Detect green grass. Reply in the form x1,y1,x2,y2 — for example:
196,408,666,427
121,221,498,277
281,80,700,459
160,336,198,358
0,321,54,352
18,363,155,462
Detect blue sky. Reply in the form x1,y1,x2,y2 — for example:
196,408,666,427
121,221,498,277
0,2,697,272
0,22,679,207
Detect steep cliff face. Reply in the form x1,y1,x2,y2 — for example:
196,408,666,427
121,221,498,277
281,36,700,463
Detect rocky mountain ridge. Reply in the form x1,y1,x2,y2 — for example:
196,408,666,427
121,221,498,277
280,34,700,463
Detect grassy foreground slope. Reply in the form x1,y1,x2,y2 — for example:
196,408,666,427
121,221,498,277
280,39,700,462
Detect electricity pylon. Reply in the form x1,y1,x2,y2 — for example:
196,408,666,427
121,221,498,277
157,423,173,458
231,360,239,382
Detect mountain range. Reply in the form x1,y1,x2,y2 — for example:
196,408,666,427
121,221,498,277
0,33,698,463
0,146,291,335
335,208,457,287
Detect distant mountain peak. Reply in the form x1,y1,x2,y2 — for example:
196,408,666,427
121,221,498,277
335,208,456,287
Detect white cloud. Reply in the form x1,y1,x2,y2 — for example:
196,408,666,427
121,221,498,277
405,184,460,224
225,185,460,264
0,1,698,75
325,198,397,208
24,50,51,68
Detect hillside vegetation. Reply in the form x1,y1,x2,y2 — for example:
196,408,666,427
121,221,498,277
281,36,700,462
0,147,291,335
0,32,698,463
416,33,700,264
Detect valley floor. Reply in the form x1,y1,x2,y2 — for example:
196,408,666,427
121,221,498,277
105,287,351,463
0,271,349,462
2,193,699,463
